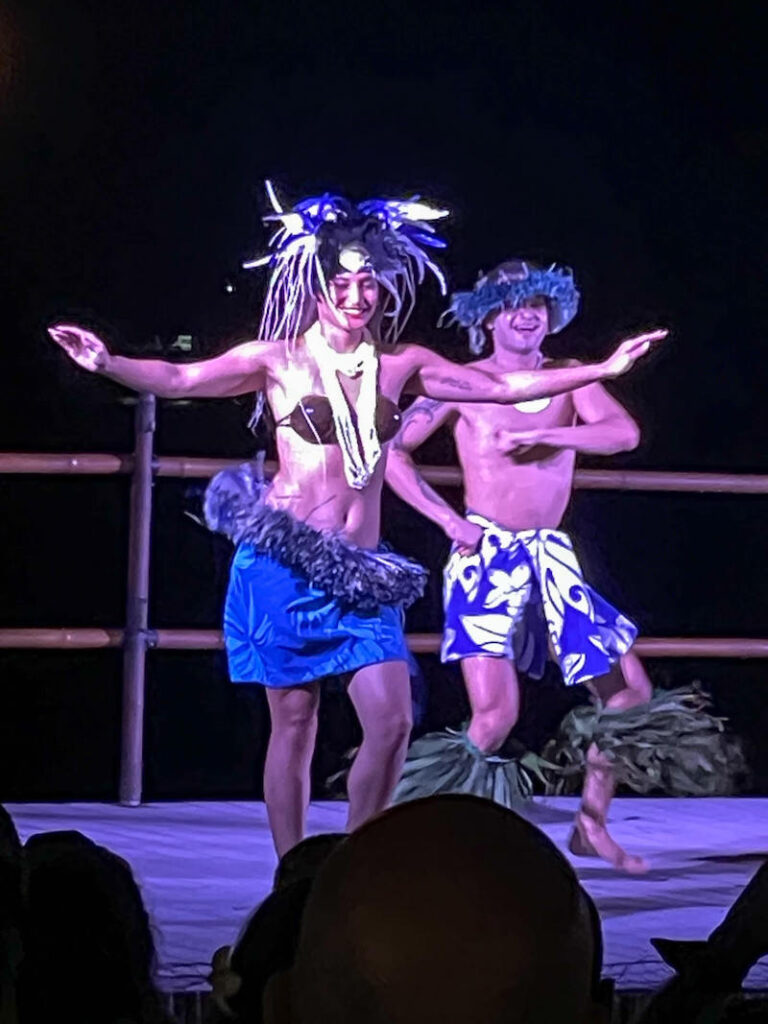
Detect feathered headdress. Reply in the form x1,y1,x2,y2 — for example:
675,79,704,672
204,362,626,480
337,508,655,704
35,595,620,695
443,260,581,354
244,181,449,345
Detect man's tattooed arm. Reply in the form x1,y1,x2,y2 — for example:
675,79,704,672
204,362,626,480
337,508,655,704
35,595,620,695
432,375,473,394
391,398,448,452
385,398,471,540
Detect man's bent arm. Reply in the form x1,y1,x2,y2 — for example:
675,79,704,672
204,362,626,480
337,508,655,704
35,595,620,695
544,378,641,453
519,419,640,455
385,399,466,539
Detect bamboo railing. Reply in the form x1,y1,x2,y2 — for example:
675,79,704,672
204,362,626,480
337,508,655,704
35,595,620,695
2,397,767,804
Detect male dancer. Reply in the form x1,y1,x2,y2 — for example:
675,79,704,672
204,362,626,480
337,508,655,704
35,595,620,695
387,259,671,872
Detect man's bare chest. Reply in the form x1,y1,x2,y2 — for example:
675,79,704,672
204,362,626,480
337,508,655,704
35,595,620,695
457,392,576,440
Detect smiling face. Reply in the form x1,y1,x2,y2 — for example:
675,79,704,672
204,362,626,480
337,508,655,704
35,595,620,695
487,295,550,355
315,269,381,332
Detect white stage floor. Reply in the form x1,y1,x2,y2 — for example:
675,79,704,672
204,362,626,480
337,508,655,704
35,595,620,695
7,798,768,992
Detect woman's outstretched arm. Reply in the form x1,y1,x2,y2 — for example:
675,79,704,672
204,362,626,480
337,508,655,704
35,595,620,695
401,329,666,403
48,324,275,398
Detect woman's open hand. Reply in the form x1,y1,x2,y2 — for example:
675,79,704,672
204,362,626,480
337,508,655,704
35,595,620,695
48,324,110,373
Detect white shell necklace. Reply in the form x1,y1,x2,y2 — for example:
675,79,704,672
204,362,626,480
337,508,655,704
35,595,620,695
304,321,381,490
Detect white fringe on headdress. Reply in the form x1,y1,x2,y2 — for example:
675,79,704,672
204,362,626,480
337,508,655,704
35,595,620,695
244,183,449,348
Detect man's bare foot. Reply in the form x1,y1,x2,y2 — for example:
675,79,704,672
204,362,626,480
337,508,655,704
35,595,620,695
568,810,650,875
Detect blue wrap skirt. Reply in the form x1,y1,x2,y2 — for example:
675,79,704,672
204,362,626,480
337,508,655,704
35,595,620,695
224,544,412,687
205,461,426,687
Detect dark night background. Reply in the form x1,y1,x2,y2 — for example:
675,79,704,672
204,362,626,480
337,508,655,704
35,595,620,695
1,1,766,799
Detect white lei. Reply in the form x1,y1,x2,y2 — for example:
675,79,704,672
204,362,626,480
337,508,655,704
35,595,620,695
304,321,381,490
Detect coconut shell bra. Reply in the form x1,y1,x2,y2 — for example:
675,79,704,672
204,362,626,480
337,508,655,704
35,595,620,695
278,395,402,446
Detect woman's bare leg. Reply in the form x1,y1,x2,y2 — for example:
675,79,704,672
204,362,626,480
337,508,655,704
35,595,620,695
264,682,320,858
346,660,412,833
461,656,521,753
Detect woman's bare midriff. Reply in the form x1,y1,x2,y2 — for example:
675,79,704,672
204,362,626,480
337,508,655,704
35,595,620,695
266,431,385,547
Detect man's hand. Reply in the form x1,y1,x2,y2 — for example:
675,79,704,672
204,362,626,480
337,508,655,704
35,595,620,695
499,428,548,455
446,517,484,556
48,324,110,373
601,328,667,379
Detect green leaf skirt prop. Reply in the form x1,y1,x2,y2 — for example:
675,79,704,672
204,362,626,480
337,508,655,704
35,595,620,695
393,728,555,808
543,685,747,796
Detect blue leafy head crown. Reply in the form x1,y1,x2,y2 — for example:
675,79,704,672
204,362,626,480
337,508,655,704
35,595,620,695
244,181,449,345
443,259,580,354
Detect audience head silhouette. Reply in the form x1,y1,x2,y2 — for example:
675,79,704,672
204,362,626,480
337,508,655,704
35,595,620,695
19,830,169,1024
264,795,607,1024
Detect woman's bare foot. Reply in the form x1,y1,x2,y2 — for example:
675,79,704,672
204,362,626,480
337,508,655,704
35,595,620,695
568,809,649,875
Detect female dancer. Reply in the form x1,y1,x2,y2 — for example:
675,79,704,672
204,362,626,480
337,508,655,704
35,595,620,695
49,185,663,854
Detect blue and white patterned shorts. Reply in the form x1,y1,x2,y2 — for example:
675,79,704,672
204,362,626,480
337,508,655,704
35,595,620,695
442,514,637,687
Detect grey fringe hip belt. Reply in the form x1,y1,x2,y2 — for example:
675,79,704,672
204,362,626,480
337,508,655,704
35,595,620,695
204,462,427,612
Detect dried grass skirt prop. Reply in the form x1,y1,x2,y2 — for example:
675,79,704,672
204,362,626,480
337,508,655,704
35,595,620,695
544,686,747,796
394,728,555,807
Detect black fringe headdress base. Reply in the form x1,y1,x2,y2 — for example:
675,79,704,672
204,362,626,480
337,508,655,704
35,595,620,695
204,462,427,611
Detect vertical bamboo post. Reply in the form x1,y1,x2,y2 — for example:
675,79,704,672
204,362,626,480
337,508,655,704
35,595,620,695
119,393,156,806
